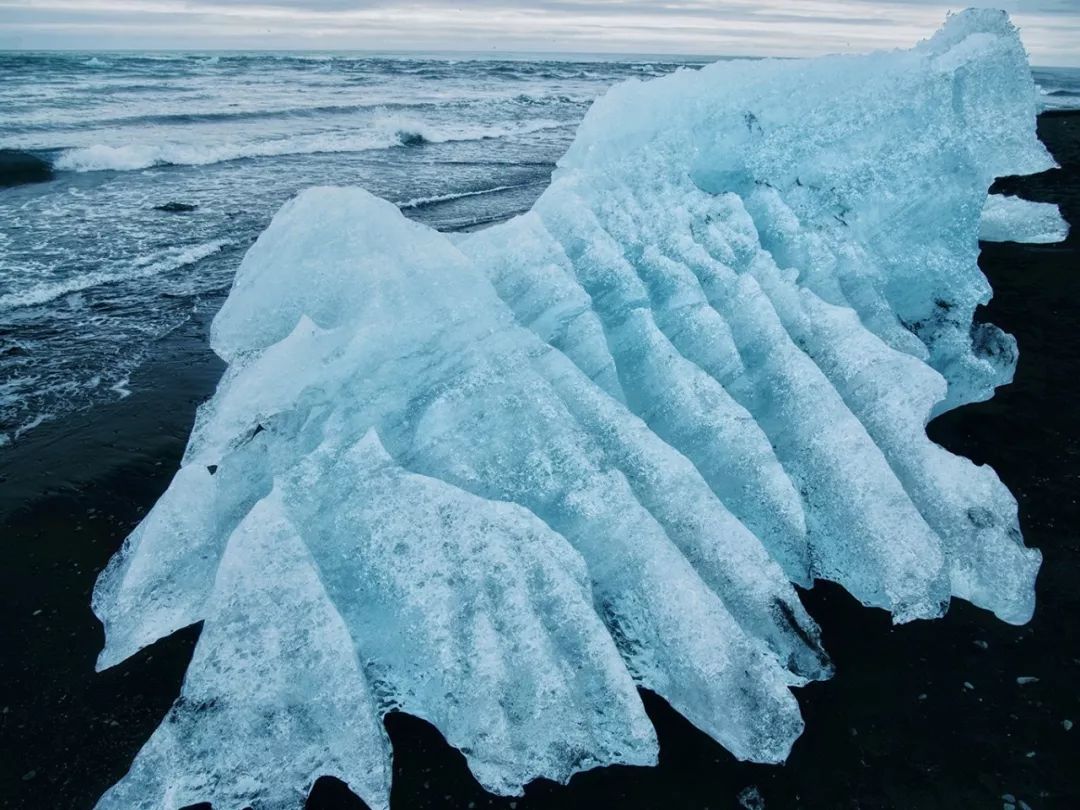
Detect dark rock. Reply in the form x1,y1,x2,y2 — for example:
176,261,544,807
0,150,53,188
153,202,198,213
396,129,428,147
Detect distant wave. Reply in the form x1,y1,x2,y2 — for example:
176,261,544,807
52,119,571,173
1038,84,1080,97
10,94,588,134
396,181,544,210
65,101,422,130
513,93,589,106
0,239,230,311
1035,83,1080,110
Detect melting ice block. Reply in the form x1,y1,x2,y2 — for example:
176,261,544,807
93,9,1051,809
981,194,1070,243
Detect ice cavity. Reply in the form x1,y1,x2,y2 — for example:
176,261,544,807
94,10,1049,810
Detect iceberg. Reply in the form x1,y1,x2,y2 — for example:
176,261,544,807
93,10,1054,809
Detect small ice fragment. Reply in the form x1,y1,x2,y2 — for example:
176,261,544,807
980,194,1070,244
1063,720,1073,731
964,682,975,690
738,785,766,810
975,640,989,650
1016,676,1039,685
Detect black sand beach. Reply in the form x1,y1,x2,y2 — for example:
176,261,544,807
1,110,1078,810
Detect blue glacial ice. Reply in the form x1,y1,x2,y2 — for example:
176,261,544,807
981,193,1070,243
93,10,1057,809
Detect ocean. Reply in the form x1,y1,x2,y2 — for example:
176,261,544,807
0,53,1077,448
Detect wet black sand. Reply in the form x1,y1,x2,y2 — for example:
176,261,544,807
2,110,1079,810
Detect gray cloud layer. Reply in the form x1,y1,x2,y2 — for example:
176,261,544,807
0,1,1076,65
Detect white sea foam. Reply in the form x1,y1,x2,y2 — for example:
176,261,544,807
1036,86,1080,110
53,118,569,173
110,377,133,399
1032,66,1080,110
0,239,230,311
396,182,540,209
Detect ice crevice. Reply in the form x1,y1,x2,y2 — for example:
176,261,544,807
93,10,1053,810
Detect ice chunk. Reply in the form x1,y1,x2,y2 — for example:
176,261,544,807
278,429,660,793
97,491,391,810
94,9,1046,809
459,7,1046,623
204,188,819,757
980,194,1070,243
93,441,270,671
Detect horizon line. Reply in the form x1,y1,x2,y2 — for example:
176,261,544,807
1,47,1075,70
0,46,737,59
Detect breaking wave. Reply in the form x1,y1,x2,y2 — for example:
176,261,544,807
52,118,571,173
0,239,230,311
396,181,545,210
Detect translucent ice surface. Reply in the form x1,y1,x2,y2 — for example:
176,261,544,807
981,193,1071,243
94,10,1050,809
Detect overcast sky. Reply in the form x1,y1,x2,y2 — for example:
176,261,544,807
0,1,1076,66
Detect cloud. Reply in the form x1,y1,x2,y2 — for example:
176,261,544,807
0,0,1077,65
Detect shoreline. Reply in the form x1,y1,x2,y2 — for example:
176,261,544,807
1,110,1078,809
